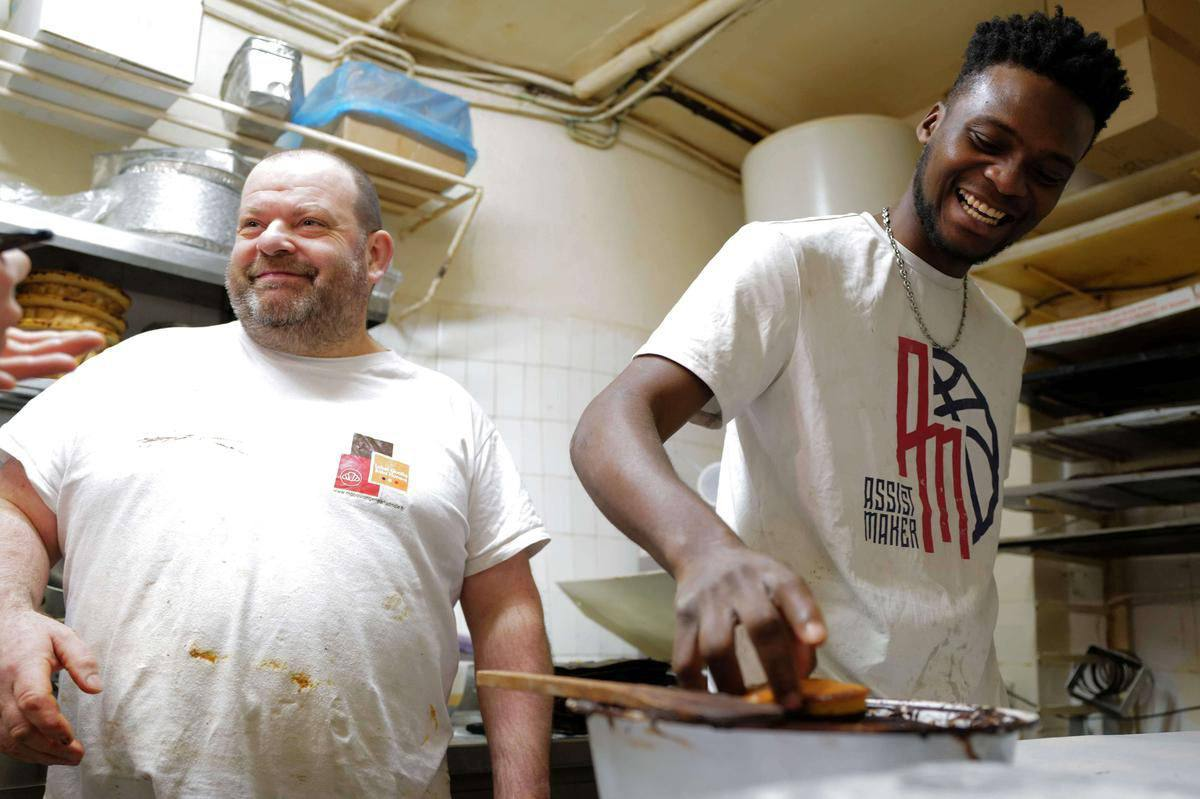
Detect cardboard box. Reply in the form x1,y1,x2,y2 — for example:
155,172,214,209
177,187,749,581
1062,0,1200,45
0,0,201,144
1062,0,1200,177
326,114,468,208
1086,32,1200,177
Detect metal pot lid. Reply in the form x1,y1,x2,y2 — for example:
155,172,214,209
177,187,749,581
93,148,256,190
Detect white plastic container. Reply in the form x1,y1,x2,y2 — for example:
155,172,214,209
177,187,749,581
742,114,921,223
583,698,1037,799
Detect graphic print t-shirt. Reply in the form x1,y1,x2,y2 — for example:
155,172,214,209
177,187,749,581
0,323,547,798
639,213,1025,705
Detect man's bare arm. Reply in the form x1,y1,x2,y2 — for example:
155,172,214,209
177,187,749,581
0,457,100,766
460,551,551,799
570,355,825,708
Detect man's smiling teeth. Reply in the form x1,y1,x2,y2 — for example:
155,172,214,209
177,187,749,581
957,189,1006,226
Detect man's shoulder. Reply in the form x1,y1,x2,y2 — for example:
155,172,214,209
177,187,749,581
751,212,873,244
77,322,234,372
742,213,879,268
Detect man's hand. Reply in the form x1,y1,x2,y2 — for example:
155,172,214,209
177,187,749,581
0,249,30,342
672,540,826,709
0,250,106,390
0,328,106,390
0,609,101,766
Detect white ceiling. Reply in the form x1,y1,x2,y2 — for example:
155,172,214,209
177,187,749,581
326,0,1046,169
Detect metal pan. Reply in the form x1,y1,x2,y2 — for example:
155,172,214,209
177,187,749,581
578,697,1038,799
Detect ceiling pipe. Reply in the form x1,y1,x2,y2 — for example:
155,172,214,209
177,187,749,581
571,0,765,124
369,0,418,31
572,0,756,99
252,0,576,96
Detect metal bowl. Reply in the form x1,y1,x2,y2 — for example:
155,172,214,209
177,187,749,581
577,697,1038,799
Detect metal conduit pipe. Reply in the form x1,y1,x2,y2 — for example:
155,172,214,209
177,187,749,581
368,0,418,31
226,0,763,133
571,0,757,99
569,0,766,125
207,2,598,117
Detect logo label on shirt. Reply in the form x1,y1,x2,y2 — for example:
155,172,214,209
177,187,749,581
370,452,410,491
335,454,379,496
864,337,1000,560
333,433,409,507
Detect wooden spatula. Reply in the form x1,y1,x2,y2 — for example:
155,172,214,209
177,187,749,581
476,670,786,725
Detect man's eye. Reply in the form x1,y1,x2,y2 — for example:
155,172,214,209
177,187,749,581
970,132,999,153
301,218,324,227
240,220,261,230
1035,170,1069,187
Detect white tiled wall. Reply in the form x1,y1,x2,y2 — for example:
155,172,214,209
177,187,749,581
374,301,724,662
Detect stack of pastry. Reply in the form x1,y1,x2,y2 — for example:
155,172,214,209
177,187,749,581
16,270,130,358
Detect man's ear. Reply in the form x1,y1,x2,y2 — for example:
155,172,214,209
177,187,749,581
916,101,946,146
365,229,394,286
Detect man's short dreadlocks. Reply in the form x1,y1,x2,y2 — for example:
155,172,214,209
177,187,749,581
950,6,1131,136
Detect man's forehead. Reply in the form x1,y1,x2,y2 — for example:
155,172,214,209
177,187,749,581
240,157,355,210
951,64,1094,159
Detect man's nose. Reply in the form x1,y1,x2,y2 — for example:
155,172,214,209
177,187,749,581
256,220,296,256
983,157,1026,198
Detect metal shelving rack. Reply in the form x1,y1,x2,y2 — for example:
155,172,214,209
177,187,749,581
999,517,1200,559
998,287,1200,557
1013,404,1200,462
0,25,483,311
0,23,485,409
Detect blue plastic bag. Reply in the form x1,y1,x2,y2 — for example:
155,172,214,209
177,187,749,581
278,61,476,169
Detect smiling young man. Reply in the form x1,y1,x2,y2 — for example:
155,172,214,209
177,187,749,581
0,150,552,798
572,9,1130,709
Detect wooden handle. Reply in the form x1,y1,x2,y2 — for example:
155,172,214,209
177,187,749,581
476,670,785,724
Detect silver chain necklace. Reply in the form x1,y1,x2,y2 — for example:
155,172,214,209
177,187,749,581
882,207,968,352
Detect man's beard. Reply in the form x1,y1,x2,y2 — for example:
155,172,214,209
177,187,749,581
226,251,371,353
911,145,1015,267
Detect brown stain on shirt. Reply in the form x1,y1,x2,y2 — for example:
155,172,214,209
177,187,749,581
290,672,314,692
422,704,439,745
188,646,222,664
259,659,286,671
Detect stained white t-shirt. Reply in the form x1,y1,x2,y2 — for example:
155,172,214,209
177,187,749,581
0,322,547,798
639,213,1025,705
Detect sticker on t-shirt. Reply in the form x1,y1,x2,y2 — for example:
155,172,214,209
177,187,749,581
370,452,410,491
335,453,380,497
333,433,409,507
351,433,393,459
863,337,1000,561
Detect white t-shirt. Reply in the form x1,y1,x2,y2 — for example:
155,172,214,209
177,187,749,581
639,213,1025,706
0,322,547,798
